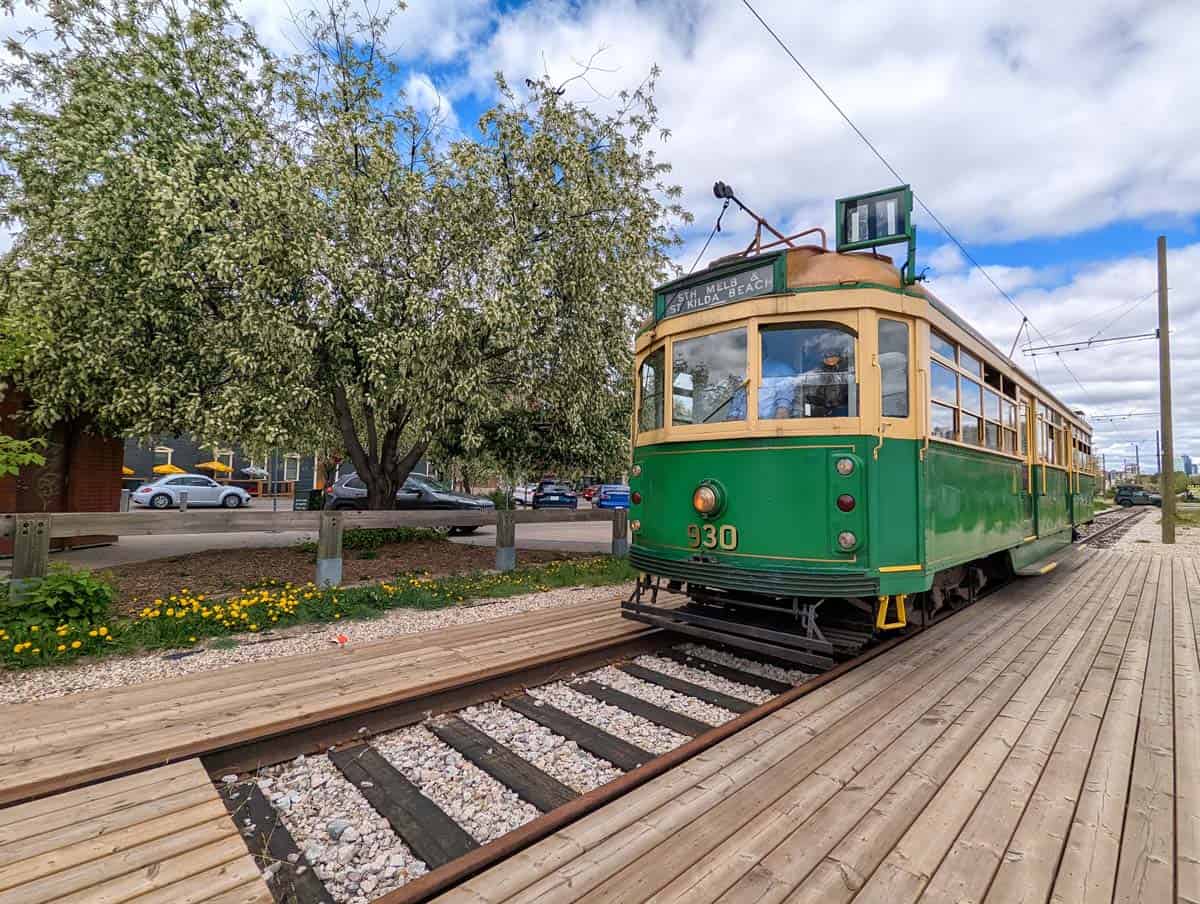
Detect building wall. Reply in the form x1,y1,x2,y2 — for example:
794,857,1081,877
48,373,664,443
1,388,122,553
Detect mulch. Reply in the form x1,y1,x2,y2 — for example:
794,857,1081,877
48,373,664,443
105,540,582,615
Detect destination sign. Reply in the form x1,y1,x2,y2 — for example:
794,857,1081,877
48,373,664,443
662,262,775,319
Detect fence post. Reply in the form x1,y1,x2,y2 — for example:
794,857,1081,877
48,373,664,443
178,491,188,512
315,510,344,587
610,509,629,557
9,515,51,605
119,489,131,512
495,510,516,572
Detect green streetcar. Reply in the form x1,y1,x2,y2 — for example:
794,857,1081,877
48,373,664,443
623,186,1098,668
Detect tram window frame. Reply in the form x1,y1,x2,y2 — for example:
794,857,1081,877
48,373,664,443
637,346,666,432
756,321,858,421
926,330,1020,454
878,318,910,418
672,326,749,426
1037,402,1065,467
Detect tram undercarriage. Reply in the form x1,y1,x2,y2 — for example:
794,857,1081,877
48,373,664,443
622,555,1010,670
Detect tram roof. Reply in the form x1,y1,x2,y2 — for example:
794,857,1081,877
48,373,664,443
655,246,1092,435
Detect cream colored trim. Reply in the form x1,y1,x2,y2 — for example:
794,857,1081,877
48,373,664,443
638,443,855,457
879,564,923,573
639,541,855,564
928,436,1026,463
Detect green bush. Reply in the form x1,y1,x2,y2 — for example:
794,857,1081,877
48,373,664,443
294,526,446,555
19,566,115,628
489,490,514,510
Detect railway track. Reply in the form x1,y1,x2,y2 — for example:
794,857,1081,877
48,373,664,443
204,626,917,904
1077,506,1147,547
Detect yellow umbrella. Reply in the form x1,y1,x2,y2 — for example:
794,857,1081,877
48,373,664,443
196,460,233,473
121,466,134,476
152,463,186,475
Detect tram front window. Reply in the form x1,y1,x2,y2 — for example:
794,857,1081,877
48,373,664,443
672,328,748,425
759,324,857,419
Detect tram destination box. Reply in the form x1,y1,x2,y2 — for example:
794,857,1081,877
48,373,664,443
659,257,781,320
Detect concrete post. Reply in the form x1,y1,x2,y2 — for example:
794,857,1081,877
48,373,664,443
316,511,344,587
495,510,516,572
611,509,629,557
178,491,189,512
9,515,51,605
119,489,131,512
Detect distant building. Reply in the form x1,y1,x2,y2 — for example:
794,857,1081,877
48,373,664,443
1184,454,1195,476
123,435,318,496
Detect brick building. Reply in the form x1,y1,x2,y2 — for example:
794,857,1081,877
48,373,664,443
1,387,123,553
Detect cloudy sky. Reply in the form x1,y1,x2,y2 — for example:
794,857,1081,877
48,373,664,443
9,0,1200,470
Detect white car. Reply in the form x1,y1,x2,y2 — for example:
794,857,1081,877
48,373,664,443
512,484,536,506
132,474,251,509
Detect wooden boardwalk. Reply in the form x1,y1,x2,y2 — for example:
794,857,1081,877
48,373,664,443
435,547,1198,904
0,759,270,903
0,596,654,806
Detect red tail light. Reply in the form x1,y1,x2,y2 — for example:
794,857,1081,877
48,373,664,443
836,494,856,512
631,492,642,504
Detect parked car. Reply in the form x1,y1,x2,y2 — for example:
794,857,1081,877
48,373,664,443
1115,485,1161,507
512,484,536,506
532,483,578,510
594,484,631,509
325,472,495,532
581,484,602,502
132,474,251,509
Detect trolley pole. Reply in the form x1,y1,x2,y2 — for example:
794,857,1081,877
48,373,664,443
1158,235,1176,543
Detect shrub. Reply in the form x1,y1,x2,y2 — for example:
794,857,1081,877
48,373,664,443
489,490,514,510
18,566,115,628
295,526,446,554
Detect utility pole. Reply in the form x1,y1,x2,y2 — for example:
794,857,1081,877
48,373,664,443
1157,429,1162,477
1135,443,1140,476
1158,235,1176,543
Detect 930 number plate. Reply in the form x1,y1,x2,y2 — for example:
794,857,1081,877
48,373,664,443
687,523,739,550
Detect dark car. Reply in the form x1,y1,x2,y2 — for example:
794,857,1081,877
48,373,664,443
1115,485,1161,507
594,484,631,509
532,483,578,510
326,472,495,531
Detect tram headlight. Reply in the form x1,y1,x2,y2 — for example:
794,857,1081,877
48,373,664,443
837,531,858,550
835,457,855,476
630,519,641,532
693,485,719,515
631,463,642,477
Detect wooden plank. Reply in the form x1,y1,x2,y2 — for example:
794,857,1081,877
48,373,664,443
657,649,793,694
429,718,577,813
649,551,1132,904
43,506,615,538
570,551,1126,904
0,817,238,904
113,856,268,904
1112,553,1176,904
444,556,1089,904
617,663,756,714
569,681,710,737
188,882,274,904
469,553,1097,904
846,552,1145,904
220,782,332,904
503,693,655,772
1176,556,1200,904
328,744,478,868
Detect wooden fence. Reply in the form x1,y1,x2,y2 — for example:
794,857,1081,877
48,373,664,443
1,508,629,601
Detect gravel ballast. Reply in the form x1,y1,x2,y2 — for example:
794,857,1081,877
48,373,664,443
0,583,631,705
372,725,540,844
529,682,688,754
678,643,814,686
587,664,737,726
459,701,622,792
254,754,425,903
633,653,773,705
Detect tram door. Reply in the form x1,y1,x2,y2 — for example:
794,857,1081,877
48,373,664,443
1019,397,1036,535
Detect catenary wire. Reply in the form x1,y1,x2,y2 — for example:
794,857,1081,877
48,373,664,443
739,0,1095,405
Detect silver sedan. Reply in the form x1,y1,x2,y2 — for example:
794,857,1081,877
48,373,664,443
131,474,252,509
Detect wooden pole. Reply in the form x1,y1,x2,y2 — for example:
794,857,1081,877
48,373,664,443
9,515,51,605
495,510,516,572
1158,235,1176,543
316,511,344,587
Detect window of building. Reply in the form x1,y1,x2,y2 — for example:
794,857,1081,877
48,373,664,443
638,347,665,432
879,319,909,418
283,454,301,482
672,327,747,425
757,323,857,420
153,446,173,467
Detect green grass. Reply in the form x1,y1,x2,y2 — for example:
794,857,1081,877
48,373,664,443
1,556,637,670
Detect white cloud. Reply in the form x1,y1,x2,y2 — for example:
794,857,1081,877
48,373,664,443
929,244,967,274
404,72,460,135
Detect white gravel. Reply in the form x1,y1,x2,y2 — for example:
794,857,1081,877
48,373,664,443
0,583,632,705
633,653,772,705
459,701,621,792
373,724,539,844
678,643,814,686
251,754,424,903
528,682,687,755
587,664,736,727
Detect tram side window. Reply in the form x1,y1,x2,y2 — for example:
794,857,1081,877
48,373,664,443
638,347,665,431
879,319,909,418
758,323,857,420
672,328,747,425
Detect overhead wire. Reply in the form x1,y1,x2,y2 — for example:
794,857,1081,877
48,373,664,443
739,0,1095,405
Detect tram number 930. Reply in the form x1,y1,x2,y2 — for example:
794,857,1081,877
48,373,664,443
687,523,739,551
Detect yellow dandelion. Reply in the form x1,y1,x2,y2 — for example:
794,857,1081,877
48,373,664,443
57,644,66,652
70,640,81,649
98,626,108,637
